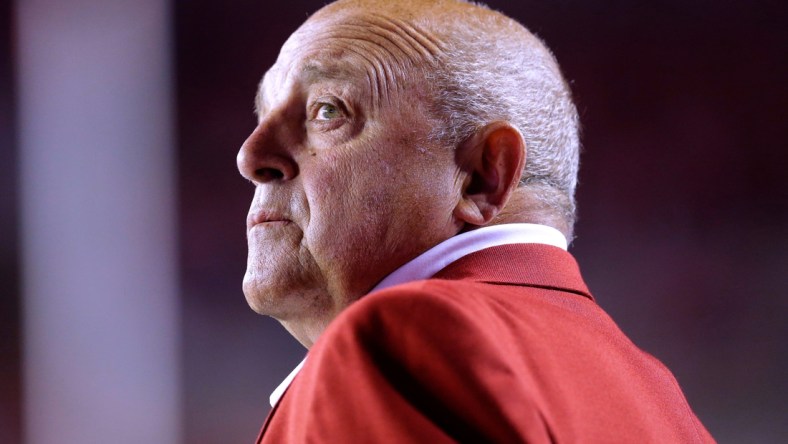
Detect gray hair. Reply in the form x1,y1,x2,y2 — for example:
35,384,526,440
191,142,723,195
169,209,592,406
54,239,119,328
425,5,581,241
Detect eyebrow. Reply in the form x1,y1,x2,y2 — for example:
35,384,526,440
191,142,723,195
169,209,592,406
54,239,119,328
254,62,366,118
254,71,271,118
301,62,357,82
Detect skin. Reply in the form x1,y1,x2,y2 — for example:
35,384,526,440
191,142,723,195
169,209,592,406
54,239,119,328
237,0,528,347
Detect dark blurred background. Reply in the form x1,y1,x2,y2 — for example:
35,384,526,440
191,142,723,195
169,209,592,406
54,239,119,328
2,0,787,442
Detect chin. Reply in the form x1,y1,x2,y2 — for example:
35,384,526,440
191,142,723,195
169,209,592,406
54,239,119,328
243,290,274,316
242,272,332,322
243,278,289,317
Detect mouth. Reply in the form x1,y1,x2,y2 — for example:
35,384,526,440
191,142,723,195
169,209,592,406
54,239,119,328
247,211,291,231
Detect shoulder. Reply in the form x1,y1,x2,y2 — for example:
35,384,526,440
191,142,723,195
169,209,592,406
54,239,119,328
324,277,597,354
308,278,542,394
300,280,551,442
322,279,508,355
309,278,556,401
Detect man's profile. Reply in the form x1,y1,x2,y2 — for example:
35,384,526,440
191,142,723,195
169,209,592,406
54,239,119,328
236,0,715,441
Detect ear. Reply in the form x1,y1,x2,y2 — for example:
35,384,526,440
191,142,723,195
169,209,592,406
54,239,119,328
453,122,526,226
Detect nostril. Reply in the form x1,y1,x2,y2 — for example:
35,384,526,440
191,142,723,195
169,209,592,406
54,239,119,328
255,167,285,182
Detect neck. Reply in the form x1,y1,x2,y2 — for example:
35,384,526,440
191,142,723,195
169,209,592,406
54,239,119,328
280,317,328,349
488,188,570,239
278,299,347,348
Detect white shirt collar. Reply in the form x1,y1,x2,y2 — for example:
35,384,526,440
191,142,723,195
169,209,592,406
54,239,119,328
268,359,305,409
269,223,567,407
370,223,566,294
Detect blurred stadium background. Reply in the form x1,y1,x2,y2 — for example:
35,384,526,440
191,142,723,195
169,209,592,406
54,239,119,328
1,0,786,442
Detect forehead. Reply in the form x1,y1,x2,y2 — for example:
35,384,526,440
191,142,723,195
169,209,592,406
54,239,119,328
257,11,442,110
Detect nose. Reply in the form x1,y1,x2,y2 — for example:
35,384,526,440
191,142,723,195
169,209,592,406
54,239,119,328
237,114,299,183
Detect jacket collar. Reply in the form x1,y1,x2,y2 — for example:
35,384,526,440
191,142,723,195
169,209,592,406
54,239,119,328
433,243,593,301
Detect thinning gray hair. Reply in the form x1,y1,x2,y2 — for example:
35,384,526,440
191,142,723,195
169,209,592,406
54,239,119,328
425,5,581,241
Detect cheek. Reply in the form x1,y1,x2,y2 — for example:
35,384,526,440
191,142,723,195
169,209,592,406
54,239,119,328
304,145,460,246
303,152,398,244
302,153,369,234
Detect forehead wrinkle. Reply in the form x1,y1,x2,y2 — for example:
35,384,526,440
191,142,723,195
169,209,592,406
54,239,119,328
367,13,445,62
276,14,443,114
298,25,407,100
328,16,443,87
271,39,388,113
290,33,395,108
324,16,437,67
298,46,388,96
341,33,403,99
338,45,389,107
338,23,412,74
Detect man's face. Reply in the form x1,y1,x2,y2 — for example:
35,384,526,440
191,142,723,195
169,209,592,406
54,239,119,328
237,11,464,330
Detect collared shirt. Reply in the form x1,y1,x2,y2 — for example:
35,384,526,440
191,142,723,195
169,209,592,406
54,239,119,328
269,223,568,407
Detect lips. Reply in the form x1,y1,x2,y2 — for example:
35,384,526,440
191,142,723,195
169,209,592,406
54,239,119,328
247,210,291,231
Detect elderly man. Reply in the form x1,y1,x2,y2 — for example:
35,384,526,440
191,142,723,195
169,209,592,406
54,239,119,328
237,0,714,442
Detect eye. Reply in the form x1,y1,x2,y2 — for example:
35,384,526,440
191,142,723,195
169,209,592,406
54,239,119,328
315,103,341,120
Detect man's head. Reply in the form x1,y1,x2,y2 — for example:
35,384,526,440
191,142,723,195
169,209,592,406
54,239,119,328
237,0,580,346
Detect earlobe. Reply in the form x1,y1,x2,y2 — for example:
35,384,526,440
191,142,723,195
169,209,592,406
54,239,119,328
453,122,526,227
453,195,486,226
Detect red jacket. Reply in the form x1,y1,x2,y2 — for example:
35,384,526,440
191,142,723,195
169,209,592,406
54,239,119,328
257,244,714,443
